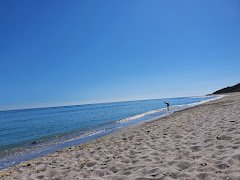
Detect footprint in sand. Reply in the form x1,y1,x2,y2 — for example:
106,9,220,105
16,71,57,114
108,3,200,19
216,135,232,141
215,163,230,170
176,161,191,171
197,173,208,180
190,145,201,152
232,154,240,161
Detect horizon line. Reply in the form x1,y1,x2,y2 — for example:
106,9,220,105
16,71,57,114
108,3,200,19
0,94,209,113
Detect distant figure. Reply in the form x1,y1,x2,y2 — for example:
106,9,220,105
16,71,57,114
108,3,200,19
164,102,170,111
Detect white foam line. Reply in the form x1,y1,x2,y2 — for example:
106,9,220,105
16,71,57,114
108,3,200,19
56,129,107,144
117,95,223,124
189,95,224,106
147,95,224,122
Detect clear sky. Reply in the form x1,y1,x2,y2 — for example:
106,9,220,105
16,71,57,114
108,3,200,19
0,0,240,110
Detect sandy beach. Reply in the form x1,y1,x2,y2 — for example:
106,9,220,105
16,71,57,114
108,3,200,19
1,93,240,179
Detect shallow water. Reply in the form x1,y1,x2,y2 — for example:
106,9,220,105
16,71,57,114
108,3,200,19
0,96,218,169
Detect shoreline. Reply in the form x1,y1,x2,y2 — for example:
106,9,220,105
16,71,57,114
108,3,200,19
0,96,219,171
1,93,240,179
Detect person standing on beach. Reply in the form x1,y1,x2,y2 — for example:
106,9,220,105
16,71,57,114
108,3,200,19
164,102,170,111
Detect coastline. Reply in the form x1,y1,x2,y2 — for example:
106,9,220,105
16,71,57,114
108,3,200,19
1,93,240,179
0,96,218,171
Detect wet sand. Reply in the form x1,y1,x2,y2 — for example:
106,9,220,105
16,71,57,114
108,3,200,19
1,93,240,179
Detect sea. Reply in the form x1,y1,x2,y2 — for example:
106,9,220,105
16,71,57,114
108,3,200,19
0,95,220,170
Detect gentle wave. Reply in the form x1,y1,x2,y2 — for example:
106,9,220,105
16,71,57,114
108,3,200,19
117,95,223,124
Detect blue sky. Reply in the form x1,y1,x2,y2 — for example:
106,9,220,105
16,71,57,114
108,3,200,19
0,0,240,110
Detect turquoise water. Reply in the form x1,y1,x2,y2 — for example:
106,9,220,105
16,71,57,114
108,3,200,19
0,96,217,169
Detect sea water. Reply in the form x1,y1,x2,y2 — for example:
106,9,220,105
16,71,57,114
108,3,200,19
0,96,219,169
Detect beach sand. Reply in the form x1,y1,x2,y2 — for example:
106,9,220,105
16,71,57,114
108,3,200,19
1,93,240,179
